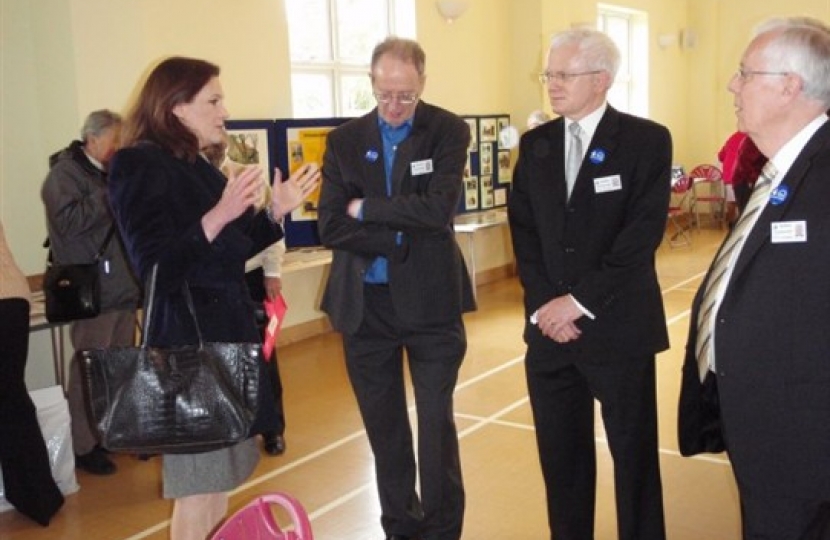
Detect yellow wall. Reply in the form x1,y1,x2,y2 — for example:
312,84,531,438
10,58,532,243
496,0,688,188
8,0,830,272
6,0,830,388
1,0,692,273
687,0,830,167
1,0,294,274
416,0,513,115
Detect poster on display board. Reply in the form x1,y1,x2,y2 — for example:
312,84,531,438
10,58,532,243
224,120,277,187
272,117,350,248
226,118,349,249
458,114,512,215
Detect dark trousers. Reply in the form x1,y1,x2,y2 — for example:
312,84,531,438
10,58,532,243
342,285,466,540
739,489,830,540
245,268,285,436
0,298,64,525
525,348,666,540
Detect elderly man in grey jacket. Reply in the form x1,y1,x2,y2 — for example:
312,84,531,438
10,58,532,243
41,109,141,475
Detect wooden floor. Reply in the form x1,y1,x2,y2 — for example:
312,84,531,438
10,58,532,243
1,227,741,540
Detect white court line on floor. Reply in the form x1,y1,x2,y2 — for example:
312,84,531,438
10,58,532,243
122,273,722,540
303,396,535,524
661,271,706,295
455,412,535,432
121,357,529,540
667,309,692,326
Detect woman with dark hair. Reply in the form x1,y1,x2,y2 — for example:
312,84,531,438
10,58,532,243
108,56,319,540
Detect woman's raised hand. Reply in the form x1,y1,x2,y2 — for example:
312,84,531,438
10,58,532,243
202,165,262,241
270,162,321,220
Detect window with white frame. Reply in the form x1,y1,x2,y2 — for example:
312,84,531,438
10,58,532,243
597,5,649,117
284,0,416,118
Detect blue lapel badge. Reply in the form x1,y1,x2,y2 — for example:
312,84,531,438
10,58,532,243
589,148,606,165
770,184,789,206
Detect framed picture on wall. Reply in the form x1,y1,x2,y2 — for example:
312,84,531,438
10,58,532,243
498,149,512,183
464,177,480,211
224,120,276,186
479,117,497,143
480,142,493,176
494,187,508,206
481,175,494,209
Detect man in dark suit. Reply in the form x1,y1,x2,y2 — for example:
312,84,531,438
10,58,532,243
678,17,830,539
508,28,671,540
318,37,474,540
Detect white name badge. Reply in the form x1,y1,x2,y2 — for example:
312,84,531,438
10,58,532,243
593,175,622,194
411,159,434,176
770,220,807,243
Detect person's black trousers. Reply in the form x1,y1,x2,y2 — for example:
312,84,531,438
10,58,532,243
245,268,285,437
342,285,466,540
0,298,64,525
525,349,666,540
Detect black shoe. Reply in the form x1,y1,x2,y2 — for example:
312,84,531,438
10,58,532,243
385,536,413,540
75,447,116,475
262,433,286,456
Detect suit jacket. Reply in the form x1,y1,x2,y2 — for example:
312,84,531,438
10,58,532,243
109,142,282,346
679,122,830,500
508,106,672,363
318,102,475,334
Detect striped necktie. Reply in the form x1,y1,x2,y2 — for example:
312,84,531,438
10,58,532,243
566,122,583,199
694,160,776,381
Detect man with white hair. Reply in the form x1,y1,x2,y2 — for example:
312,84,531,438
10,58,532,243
679,17,830,538
509,28,671,540
41,110,140,476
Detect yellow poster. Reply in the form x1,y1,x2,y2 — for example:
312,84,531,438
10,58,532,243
287,127,335,221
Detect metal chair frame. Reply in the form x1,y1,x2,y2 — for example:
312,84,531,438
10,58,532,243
666,172,694,248
688,164,726,230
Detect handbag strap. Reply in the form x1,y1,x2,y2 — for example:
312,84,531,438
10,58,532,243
139,264,205,349
139,265,158,348
45,224,116,265
94,225,117,261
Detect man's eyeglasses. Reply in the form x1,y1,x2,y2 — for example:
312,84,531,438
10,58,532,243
373,92,420,105
734,68,790,82
538,70,602,84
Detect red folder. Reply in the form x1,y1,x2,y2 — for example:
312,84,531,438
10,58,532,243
262,294,287,360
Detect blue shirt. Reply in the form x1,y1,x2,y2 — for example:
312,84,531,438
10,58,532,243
364,117,413,284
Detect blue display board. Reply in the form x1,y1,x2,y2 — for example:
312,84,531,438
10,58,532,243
228,114,510,246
